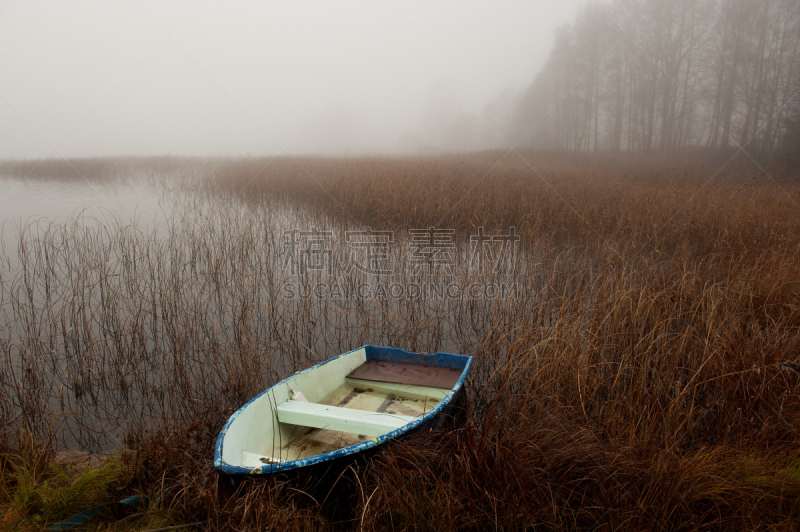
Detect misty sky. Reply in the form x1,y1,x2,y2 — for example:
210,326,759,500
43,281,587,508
1,0,584,158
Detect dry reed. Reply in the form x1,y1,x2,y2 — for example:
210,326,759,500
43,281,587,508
1,152,799,530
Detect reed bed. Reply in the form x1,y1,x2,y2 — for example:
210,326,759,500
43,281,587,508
1,152,800,530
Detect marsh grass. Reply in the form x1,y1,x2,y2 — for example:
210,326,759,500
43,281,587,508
0,430,160,530
1,152,800,530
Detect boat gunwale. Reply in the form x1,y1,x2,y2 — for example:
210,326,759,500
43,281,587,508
214,345,473,475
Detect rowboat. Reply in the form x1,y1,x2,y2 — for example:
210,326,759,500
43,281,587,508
214,345,473,475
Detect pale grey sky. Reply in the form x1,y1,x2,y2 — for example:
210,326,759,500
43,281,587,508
0,0,585,158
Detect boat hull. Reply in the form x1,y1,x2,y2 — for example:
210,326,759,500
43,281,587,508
214,345,473,475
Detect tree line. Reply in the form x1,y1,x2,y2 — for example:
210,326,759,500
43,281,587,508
482,0,800,160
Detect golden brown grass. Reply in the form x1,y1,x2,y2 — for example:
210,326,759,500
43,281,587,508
1,151,800,530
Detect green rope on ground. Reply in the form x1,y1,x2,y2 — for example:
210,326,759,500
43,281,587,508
47,495,146,531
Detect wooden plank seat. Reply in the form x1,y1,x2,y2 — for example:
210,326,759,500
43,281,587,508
343,378,449,402
276,400,417,437
347,360,462,389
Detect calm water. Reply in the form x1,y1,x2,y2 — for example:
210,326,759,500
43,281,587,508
0,174,176,448
0,173,365,450
0,174,167,233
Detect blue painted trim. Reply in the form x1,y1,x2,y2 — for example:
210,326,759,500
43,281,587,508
214,345,472,475
365,345,470,369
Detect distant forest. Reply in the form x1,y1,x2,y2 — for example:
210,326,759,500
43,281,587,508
479,0,800,161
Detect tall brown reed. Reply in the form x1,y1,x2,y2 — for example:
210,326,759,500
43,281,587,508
1,152,799,530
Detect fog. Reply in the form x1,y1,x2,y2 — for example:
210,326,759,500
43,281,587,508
0,0,583,158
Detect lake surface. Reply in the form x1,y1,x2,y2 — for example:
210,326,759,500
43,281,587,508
0,174,168,239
